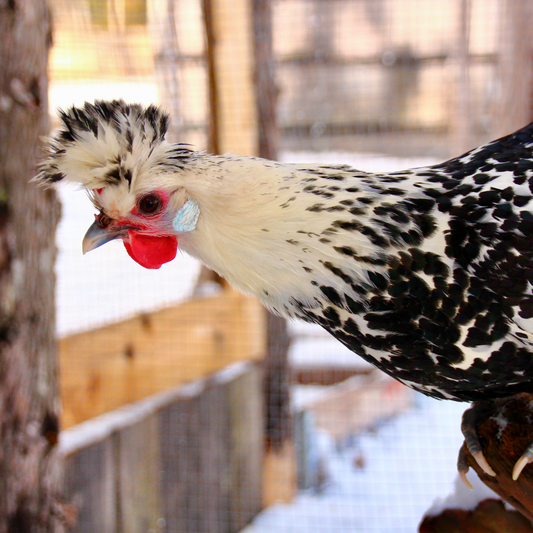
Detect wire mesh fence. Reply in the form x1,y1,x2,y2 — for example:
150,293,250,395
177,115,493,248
49,0,533,531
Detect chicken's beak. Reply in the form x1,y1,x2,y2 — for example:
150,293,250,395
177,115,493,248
82,219,128,254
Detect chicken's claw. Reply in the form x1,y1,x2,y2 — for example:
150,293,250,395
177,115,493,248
513,445,533,480
472,451,496,477
461,402,496,477
457,445,473,490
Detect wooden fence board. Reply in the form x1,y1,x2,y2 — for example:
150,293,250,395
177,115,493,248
63,439,117,533
198,381,231,532
61,362,265,533
227,366,264,531
116,415,162,533
158,398,192,532
161,385,226,533
159,376,233,533
60,291,265,428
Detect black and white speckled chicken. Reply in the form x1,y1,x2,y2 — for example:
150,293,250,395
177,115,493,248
37,100,533,485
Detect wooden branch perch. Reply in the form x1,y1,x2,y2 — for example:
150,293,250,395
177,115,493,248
419,498,533,533
462,393,533,522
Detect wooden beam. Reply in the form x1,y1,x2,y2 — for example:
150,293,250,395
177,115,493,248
202,0,220,154
293,366,372,386
494,0,533,137
59,291,265,428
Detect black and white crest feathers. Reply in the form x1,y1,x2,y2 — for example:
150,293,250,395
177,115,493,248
35,100,192,189
57,100,170,146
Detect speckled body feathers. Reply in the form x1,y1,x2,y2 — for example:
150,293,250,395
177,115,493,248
277,130,533,402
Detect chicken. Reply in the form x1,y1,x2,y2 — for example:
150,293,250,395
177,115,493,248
36,99,533,484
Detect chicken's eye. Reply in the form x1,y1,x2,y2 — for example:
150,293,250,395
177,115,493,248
138,194,162,215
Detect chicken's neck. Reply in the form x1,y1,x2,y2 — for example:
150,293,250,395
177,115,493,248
177,154,445,319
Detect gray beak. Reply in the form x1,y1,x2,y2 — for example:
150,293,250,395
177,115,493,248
82,219,128,254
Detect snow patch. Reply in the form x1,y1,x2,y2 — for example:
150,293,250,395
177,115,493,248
211,360,252,384
244,395,467,533
424,471,499,517
491,412,508,440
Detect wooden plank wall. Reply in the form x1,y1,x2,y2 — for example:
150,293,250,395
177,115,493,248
60,290,265,428
61,361,263,533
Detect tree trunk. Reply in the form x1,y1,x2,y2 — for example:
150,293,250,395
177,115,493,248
0,2,63,532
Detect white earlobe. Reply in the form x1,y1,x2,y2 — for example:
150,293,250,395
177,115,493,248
172,199,200,232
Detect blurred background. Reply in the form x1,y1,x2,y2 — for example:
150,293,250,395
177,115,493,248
50,1,533,532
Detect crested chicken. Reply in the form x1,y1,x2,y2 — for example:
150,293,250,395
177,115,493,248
37,100,533,485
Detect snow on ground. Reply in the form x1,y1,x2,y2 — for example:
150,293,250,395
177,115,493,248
242,396,484,533
425,467,498,518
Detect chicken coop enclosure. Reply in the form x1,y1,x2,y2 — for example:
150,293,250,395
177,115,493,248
44,0,533,531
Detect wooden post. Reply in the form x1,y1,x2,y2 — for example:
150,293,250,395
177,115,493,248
252,0,291,454
202,0,220,155
201,0,258,156
253,0,279,161
495,0,533,137
452,0,473,155
252,0,295,504
202,0,295,503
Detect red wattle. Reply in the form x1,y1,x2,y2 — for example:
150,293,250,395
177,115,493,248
124,233,178,269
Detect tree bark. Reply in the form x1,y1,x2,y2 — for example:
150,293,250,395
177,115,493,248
0,1,63,531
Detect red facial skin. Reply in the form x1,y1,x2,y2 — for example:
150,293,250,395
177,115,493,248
98,189,178,269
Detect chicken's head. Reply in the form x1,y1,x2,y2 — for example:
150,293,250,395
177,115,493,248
36,100,197,269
